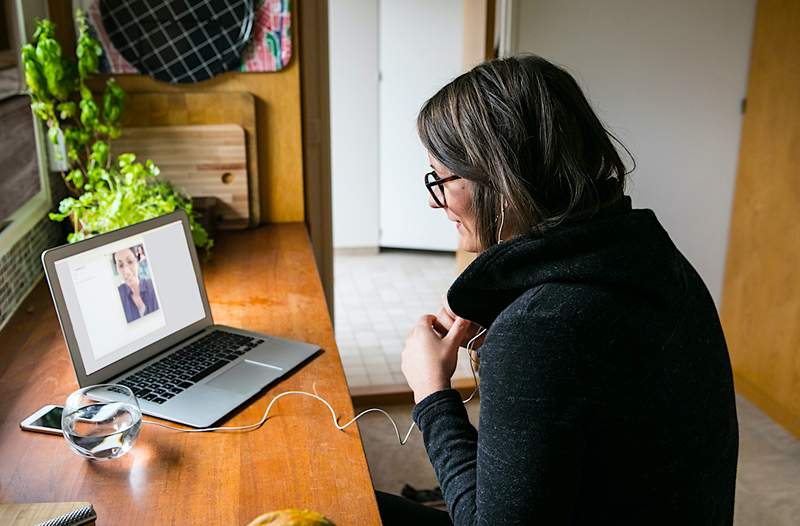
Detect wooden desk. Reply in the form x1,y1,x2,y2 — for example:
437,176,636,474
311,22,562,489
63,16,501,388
0,224,381,525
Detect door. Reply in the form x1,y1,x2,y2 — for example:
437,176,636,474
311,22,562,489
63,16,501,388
721,0,800,437
378,0,463,251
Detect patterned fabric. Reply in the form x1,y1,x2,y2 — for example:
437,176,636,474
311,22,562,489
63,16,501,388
78,0,292,76
86,0,138,74
239,0,292,72
99,0,255,84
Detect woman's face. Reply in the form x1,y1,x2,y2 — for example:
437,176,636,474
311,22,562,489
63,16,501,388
427,153,480,253
114,249,140,287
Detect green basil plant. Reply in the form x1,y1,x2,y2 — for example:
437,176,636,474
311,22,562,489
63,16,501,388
21,11,212,251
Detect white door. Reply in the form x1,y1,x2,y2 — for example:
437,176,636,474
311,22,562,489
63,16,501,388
378,0,464,251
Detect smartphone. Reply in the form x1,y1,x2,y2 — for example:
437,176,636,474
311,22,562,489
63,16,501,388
19,405,64,435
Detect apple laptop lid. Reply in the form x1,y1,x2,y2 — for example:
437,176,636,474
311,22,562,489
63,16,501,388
42,211,213,387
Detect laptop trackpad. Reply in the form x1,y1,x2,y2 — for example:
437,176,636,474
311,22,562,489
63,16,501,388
206,361,281,396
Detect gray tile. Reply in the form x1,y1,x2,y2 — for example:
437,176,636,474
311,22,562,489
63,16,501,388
340,354,363,365
381,343,404,356
368,373,396,385
337,345,360,357
335,250,458,389
355,331,380,346
362,353,388,366
734,395,800,525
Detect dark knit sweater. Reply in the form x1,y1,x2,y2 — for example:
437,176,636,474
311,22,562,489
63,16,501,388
411,196,739,525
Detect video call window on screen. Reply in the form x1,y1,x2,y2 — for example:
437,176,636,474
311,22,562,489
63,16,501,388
111,244,161,324
54,221,206,375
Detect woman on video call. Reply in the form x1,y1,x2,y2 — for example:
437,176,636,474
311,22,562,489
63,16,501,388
113,247,159,323
387,55,739,525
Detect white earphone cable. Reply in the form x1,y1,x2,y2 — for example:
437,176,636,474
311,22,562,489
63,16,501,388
497,197,506,243
143,327,486,444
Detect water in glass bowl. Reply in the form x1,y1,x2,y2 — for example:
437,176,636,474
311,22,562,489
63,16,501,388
62,401,142,460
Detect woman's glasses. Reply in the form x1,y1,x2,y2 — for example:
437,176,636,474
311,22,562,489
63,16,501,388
424,171,461,208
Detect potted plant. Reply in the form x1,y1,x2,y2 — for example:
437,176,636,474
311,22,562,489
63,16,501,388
21,11,213,252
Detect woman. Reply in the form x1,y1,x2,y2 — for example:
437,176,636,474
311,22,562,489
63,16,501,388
113,246,159,323
389,55,738,525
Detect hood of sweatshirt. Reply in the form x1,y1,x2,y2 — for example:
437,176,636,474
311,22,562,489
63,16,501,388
447,196,693,329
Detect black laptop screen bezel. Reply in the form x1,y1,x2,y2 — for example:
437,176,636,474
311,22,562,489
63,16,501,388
41,210,214,387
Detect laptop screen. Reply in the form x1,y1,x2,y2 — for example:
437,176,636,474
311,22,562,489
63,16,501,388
53,219,207,375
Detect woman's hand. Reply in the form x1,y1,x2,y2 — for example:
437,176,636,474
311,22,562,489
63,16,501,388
402,314,473,403
434,296,485,350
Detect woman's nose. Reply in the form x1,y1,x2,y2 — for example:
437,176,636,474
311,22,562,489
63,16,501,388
428,193,443,209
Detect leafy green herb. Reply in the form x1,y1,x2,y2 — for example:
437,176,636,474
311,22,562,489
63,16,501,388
21,10,213,253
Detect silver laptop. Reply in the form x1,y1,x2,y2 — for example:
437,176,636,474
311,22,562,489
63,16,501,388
42,210,319,428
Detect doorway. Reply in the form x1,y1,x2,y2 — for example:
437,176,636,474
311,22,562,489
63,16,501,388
329,0,470,393
378,0,462,251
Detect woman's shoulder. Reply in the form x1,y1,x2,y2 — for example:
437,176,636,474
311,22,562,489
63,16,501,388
482,283,626,365
496,282,621,329
479,284,613,386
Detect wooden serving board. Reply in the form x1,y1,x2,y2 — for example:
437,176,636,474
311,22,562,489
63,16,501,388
114,124,249,229
117,91,260,225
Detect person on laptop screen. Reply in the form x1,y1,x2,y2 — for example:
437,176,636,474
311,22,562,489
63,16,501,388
112,244,160,323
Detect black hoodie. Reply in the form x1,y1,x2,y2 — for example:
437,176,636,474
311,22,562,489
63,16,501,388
411,196,739,525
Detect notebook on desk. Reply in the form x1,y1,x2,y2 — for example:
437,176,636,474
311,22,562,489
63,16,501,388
42,211,319,428
0,501,95,526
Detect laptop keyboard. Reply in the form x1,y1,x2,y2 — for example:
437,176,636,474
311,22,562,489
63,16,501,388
117,330,264,405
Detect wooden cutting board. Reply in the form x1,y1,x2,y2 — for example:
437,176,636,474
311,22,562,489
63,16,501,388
114,124,250,229
118,91,260,225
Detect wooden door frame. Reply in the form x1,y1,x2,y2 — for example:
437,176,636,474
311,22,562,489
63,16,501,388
298,0,334,319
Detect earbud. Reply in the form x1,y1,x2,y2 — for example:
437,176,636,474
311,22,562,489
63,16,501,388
497,197,506,243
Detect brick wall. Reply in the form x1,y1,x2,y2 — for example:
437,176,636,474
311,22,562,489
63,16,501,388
0,216,62,326
0,173,68,328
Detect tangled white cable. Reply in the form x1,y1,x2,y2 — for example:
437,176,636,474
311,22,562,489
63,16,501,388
143,328,486,445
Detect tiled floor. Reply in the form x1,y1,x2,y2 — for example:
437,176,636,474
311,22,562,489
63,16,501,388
333,250,475,389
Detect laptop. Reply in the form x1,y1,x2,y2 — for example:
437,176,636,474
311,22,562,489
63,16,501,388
42,210,319,428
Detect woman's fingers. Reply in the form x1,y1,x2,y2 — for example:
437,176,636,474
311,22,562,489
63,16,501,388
435,307,455,333
434,304,484,348
417,313,438,327
444,317,473,346
443,295,456,319
432,317,448,337
413,312,482,351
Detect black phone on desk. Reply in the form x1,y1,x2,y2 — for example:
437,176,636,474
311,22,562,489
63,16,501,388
19,405,63,435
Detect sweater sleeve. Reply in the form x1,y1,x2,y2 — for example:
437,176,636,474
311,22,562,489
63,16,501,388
413,291,588,525
413,388,478,520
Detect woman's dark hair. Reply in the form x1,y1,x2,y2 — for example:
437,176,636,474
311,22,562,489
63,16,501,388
417,54,633,249
112,245,142,266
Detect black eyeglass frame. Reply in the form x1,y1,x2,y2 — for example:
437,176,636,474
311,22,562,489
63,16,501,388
424,171,461,208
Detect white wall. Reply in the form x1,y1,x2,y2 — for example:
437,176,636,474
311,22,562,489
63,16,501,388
329,0,380,248
513,0,755,305
378,0,464,251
